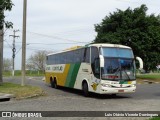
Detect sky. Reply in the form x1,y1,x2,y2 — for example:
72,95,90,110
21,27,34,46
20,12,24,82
3,0,160,70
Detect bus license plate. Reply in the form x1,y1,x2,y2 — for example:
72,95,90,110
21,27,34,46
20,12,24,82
118,90,124,92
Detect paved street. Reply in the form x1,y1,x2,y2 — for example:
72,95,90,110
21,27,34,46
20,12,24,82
0,77,160,120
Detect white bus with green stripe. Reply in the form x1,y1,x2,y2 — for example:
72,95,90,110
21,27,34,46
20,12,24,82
45,43,137,96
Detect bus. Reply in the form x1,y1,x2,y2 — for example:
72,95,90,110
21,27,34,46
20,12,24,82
45,43,137,96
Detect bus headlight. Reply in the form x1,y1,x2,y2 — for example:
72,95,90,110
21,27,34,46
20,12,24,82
101,83,111,87
131,84,136,87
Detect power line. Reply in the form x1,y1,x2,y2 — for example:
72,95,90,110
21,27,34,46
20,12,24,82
26,31,89,43
4,40,86,55
4,39,12,49
15,41,86,45
57,28,91,34
8,29,92,44
7,25,93,39
15,47,22,55
27,48,57,51
14,45,59,55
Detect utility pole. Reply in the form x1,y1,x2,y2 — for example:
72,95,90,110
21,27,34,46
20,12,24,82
0,10,4,84
22,0,27,86
9,30,19,76
0,29,3,84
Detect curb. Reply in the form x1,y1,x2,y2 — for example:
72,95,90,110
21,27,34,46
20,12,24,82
0,93,15,102
142,80,159,84
137,80,160,84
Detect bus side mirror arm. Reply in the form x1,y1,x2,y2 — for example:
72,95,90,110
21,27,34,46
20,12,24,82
136,57,143,70
100,55,104,67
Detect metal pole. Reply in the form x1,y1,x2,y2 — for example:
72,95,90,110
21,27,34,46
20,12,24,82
12,31,15,77
0,29,3,84
0,10,4,84
21,0,27,86
10,30,19,77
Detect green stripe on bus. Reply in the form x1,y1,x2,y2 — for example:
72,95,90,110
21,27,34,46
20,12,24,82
65,64,75,87
119,81,128,84
65,63,81,88
69,63,81,87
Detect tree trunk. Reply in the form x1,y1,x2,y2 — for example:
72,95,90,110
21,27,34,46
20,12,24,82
0,29,3,85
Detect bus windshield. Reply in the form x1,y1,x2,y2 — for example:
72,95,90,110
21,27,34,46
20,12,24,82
101,47,135,81
101,47,134,58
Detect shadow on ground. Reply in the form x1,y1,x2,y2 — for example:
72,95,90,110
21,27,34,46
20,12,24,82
51,86,131,99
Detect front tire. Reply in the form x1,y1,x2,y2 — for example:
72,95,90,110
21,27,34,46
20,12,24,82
82,82,89,97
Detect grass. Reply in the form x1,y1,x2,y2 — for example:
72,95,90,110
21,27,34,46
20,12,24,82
137,73,160,80
136,73,160,84
149,117,160,120
0,82,45,99
3,70,44,77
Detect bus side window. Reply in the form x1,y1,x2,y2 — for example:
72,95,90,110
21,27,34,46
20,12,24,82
80,48,85,62
83,48,90,63
91,47,99,63
46,56,49,65
91,47,100,78
94,58,100,74
75,50,79,63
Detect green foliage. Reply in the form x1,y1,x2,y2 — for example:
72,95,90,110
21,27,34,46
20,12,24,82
137,73,160,80
94,4,160,71
0,0,13,29
149,117,160,120
3,71,11,76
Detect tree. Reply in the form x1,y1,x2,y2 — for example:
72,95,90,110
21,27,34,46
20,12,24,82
26,50,48,73
0,0,13,84
3,58,12,71
0,0,13,29
94,4,160,71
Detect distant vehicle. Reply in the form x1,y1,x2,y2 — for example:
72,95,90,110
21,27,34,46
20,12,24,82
156,65,160,73
45,43,138,96
156,65,160,69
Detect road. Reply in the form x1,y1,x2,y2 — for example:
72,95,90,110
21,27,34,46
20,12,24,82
0,77,160,120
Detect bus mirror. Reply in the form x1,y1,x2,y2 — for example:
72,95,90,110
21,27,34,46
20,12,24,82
99,55,104,67
136,57,143,70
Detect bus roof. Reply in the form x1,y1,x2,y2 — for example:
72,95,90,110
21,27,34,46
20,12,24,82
64,46,82,51
88,43,131,49
47,43,131,56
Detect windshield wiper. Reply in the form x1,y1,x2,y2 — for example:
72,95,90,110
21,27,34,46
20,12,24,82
121,68,131,81
120,59,134,81
112,67,121,81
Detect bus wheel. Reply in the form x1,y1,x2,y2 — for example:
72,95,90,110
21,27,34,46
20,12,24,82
82,82,89,97
50,78,58,89
54,79,58,89
50,79,54,88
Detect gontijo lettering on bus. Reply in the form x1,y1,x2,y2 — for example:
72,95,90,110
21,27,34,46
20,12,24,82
45,65,65,73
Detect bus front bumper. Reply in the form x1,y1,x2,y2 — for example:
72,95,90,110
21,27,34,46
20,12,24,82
99,86,136,94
